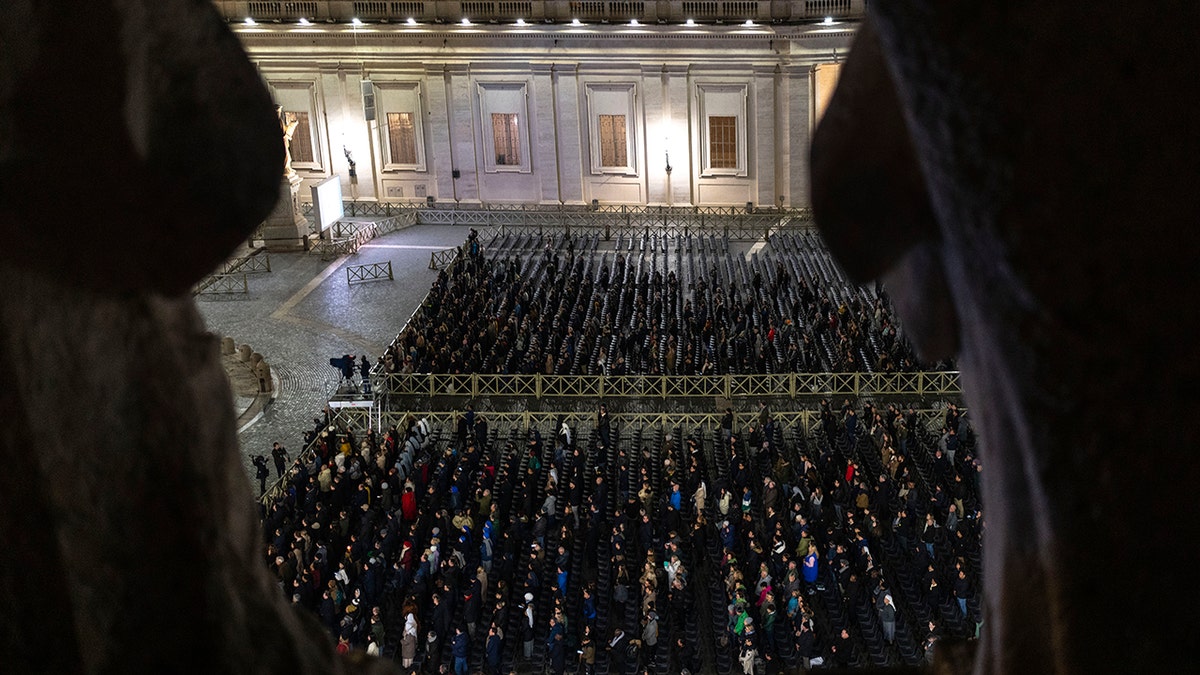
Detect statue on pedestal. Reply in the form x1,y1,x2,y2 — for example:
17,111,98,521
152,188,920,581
276,105,299,181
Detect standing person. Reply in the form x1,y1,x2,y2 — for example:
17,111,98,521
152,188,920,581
579,625,596,675
740,636,758,675
271,442,288,477
431,593,452,668
954,569,972,621
547,615,566,675
607,628,628,674
721,408,734,445
522,593,535,661
641,611,658,667
402,612,419,670
693,480,708,516
451,626,469,675
802,543,819,594
794,620,815,670
359,354,372,394
597,404,612,449
485,624,503,675
252,455,269,494
879,593,897,644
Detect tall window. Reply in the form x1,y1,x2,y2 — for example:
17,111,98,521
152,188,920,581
285,111,314,163
387,112,418,165
492,113,521,166
708,115,737,169
598,114,628,168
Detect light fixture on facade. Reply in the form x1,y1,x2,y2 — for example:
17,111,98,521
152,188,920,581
516,18,526,26
406,17,417,25
298,17,311,26
571,18,582,26
630,19,640,26
244,17,257,26
685,19,696,27
351,17,364,27
744,19,755,27
823,16,834,26
461,17,472,26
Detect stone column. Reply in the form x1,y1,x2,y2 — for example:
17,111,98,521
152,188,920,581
446,64,479,204
531,63,561,204
785,63,813,208
554,64,585,205
753,65,778,209
424,64,456,202
643,64,668,206
664,64,691,207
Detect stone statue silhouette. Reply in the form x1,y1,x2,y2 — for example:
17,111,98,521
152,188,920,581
0,1,391,672
813,4,1200,672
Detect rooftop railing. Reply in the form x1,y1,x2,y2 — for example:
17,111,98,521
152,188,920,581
217,1,864,25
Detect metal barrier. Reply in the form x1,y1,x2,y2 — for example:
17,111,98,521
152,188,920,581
222,252,271,275
310,215,417,261
333,220,378,241
305,204,811,242
346,261,394,284
411,205,811,241
313,236,360,260
195,272,248,295
429,246,461,270
328,406,957,441
374,371,962,402
375,212,417,234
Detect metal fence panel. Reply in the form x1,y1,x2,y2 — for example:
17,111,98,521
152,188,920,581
344,407,955,441
373,371,961,402
195,272,248,294
346,261,394,284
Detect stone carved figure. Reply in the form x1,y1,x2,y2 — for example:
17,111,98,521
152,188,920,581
278,104,300,180
813,2,1200,673
0,1,393,672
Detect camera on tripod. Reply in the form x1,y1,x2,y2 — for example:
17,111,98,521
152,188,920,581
329,353,356,381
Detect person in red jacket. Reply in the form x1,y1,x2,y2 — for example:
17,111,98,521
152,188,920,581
400,483,419,522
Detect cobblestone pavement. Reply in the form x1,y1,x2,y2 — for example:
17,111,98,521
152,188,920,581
196,223,473,486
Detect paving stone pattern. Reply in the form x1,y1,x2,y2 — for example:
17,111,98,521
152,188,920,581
197,223,473,484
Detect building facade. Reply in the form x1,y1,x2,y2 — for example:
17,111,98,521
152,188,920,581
222,1,856,208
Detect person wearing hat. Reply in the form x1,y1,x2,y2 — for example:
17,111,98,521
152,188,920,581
607,627,628,673
522,593,535,661
739,635,758,675
641,611,658,666
425,630,441,673
400,610,420,667
879,593,897,644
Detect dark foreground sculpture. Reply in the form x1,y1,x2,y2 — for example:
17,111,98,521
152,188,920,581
0,1,393,672
813,2,1200,672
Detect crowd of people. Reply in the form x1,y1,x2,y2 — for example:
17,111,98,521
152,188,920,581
380,231,943,378
261,399,983,673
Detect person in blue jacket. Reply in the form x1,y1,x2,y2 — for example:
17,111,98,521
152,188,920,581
451,625,469,675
